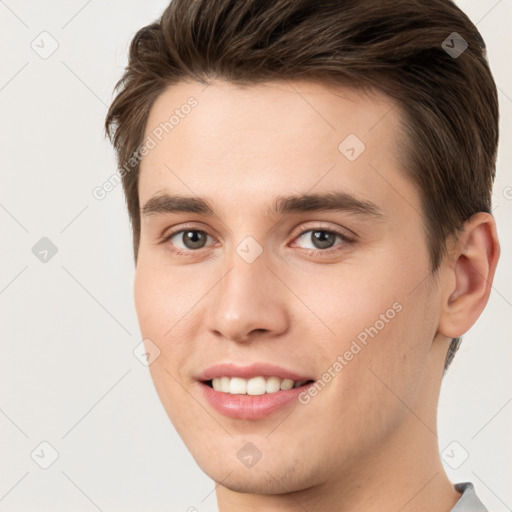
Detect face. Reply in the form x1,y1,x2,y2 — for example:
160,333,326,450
134,79,444,494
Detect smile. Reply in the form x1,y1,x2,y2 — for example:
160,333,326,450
196,362,316,419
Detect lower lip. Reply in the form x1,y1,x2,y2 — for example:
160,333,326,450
198,381,313,420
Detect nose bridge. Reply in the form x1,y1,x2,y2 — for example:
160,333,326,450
206,241,289,342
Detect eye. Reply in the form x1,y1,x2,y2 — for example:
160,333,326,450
165,229,213,254
162,226,354,256
292,228,353,253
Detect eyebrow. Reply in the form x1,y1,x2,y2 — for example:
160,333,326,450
141,191,384,218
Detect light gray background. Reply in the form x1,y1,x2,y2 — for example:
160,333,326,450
0,1,510,511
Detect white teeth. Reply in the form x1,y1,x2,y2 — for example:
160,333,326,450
280,378,294,390
220,376,230,393
246,376,266,395
265,376,281,393
229,377,247,394
210,376,308,395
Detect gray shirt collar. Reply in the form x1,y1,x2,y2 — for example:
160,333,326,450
451,482,489,512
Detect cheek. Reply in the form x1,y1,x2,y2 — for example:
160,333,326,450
134,263,199,427
134,258,199,337
134,258,214,389
335,283,435,416
300,291,436,464
285,261,407,351
133,262,188,390
299,261,436,409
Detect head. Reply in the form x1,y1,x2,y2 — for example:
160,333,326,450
105,0,499,500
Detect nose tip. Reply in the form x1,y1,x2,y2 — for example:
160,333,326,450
205,262,290,344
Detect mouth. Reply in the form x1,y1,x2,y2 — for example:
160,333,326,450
195,362,316,419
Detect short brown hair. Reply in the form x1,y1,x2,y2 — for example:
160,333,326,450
105,0,499,370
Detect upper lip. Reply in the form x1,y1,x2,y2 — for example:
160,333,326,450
196,362,314,382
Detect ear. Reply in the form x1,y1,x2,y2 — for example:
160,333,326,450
437,212,500,339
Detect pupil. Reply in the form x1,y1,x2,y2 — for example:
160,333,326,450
184,231,206,249
312,230,335,249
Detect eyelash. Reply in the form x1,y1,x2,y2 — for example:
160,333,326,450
161,225,355,257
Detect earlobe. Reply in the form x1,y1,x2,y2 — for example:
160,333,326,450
438,212,500,339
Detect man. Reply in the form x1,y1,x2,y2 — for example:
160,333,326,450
105,1,500,510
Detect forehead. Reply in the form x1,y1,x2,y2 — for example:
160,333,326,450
138,79,417,221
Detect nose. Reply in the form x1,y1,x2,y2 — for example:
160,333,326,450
205,250,290,344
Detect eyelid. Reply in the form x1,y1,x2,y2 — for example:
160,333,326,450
161,222,219,242
289,221,357,243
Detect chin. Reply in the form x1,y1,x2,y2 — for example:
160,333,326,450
203,465,305,495
188,443,316,496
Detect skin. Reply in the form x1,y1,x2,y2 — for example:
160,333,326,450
134,79,499,512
